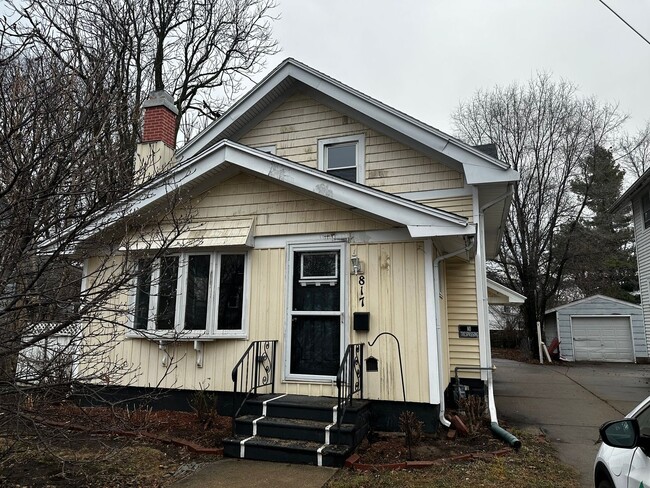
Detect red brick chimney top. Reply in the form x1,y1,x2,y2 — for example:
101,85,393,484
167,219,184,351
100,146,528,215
142,91,178,149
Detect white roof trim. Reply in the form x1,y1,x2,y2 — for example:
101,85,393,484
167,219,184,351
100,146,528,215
179,59,519,185
80,140,473,245
486,279,526,304
545,294,641,314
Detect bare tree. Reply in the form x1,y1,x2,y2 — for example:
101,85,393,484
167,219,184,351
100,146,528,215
617,122,650,180
5,0,278,143
0,45,194,459
453,73,626,354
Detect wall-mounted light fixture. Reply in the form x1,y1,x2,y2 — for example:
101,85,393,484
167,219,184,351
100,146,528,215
351,256,363,275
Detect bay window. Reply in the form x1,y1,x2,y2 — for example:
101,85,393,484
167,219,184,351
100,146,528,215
131,252,247,337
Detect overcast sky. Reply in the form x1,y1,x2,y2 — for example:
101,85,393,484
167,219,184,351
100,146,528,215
254,0,650,136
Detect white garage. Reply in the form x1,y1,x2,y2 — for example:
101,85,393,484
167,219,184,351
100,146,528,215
544,295,647,363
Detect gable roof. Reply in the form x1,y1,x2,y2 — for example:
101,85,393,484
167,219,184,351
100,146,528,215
545,294,641,314
486,279,526,304
178,58,519,186
60,140,475,254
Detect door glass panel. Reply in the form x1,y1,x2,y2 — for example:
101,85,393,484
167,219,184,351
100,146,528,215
293,252,340,311
291,316,340,376
156,256,178,330
185,255,210,330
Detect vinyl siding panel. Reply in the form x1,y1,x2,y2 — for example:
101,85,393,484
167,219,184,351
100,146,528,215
349,242,429,402
632,194,650,354
419,196,474,220
444,258,480,379
238,92,464,194
91,243,430,402
190,173,392,236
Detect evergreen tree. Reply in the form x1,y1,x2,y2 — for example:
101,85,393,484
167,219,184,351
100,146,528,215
559,146,638,303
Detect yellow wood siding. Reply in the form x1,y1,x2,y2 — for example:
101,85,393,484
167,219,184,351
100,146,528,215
349,242,429,403
87,241,432,402
444,257,480,380
238,93,463,194
189,173,392,237
419,196,474,221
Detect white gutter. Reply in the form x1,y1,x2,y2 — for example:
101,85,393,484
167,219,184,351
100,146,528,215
477,185,514,424
431,235,476,428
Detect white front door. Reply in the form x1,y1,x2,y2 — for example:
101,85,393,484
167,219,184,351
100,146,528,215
285,243,346,381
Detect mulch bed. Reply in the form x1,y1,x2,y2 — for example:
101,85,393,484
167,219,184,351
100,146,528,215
351,422,509,468
36,403,231,450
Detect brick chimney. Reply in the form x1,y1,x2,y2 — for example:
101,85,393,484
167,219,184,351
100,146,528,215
134,90,179,184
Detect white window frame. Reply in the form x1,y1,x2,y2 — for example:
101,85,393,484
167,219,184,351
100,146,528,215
317,134,365,184
127,251,250,340
253,144,276,155
284,241,348,383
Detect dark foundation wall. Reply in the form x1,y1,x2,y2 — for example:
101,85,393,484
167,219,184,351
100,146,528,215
75,384,441,433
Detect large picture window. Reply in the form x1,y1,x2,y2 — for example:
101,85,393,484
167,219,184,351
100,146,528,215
131,252,247,337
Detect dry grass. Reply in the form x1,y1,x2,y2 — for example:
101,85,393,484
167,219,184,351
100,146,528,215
326,430,581,488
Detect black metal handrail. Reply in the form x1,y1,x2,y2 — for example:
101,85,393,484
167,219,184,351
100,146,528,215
336,343,364,437
231,340,277,434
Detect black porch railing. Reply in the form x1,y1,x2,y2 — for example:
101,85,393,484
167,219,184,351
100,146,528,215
336,343,364,436
231,340,278,434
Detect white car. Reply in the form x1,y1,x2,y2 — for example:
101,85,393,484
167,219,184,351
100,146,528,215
594,395,650,488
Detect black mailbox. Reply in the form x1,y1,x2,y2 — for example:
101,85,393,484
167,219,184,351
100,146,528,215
353,312,369,331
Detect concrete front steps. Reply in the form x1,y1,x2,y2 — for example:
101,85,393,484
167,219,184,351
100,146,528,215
224,394,370,467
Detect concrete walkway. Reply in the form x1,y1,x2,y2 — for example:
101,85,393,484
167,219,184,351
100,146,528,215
170,458,338,488
493,358,650,488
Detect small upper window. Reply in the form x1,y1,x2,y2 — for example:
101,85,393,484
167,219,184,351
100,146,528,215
318,135,365,183
643,193,650,229
254,145,276,155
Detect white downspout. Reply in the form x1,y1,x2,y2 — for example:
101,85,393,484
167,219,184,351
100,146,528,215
432,236,476,428
477,185,514,424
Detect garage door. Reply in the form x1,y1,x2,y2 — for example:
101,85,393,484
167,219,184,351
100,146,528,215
572,316,634,362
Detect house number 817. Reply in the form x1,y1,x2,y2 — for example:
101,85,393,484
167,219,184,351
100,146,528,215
358,275,365,307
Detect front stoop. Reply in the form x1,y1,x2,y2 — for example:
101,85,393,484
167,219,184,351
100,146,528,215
224,394,370,467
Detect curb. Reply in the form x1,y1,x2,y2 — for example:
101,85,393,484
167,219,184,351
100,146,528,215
344,447,512,471
34,418,224,456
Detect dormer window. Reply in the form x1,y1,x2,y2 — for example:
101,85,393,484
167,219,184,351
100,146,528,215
318,135,365,183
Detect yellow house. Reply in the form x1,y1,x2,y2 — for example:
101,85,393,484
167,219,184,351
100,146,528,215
80,59,520,465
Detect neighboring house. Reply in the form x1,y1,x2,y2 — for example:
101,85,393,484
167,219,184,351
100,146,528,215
75,59,521,464
15,323,80,384
544,295,647,363
613,173,650,361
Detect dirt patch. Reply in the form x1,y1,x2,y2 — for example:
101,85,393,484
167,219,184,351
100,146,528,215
1,403,232,487
39,403,231,448
328,429,581,488
492,347,568,366
355,420,506,465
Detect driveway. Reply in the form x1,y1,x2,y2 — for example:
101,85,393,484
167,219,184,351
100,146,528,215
493,358,650,488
